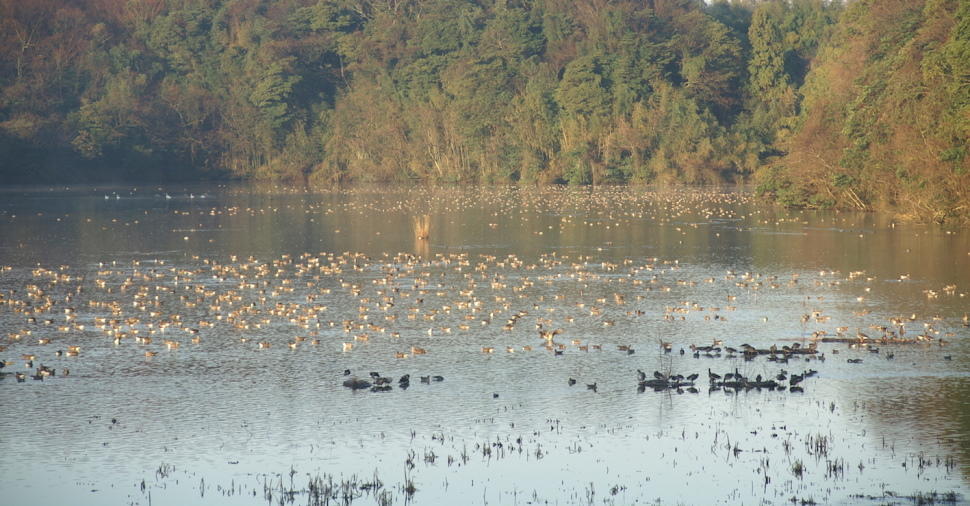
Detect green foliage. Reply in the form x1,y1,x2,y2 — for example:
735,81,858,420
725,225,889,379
755,165,807,208
555,54,611,118
777,0,970,221
0,0,966,220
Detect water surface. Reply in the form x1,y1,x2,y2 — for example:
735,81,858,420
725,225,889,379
1,185,968,505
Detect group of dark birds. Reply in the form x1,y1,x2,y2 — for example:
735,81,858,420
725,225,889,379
342,369,443,392
0,359,64,383
563,367,819,395
684,341,824,363
703,367,817,393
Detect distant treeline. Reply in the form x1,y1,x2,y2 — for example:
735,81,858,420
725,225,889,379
0,0,967,221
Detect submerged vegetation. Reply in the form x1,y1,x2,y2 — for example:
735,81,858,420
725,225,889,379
0,0,967,220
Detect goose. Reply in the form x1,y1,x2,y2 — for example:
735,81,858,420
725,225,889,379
708,368,721,382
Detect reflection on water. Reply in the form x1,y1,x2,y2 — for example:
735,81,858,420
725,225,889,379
0,185,968,505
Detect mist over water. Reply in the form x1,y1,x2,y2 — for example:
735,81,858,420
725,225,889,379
1,185,967,505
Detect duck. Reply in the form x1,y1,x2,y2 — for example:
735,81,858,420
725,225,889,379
538,328,563,340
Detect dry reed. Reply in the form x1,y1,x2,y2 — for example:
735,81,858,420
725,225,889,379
413,214,431,240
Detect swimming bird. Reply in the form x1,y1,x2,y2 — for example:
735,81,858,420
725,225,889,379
538,328,563,340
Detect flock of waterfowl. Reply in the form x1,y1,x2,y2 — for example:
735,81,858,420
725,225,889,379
1,188,965,369
1,243,960,397
341,370,444,392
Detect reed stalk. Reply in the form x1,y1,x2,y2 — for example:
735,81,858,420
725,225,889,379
413,214,431,240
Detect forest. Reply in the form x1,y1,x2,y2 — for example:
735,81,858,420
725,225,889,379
0,0,967,221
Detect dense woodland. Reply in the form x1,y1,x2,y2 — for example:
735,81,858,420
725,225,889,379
0,0,967,221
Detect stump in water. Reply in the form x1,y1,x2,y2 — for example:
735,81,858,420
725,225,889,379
413,214,431,241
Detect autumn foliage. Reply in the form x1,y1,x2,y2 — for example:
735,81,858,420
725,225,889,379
0,0,966,221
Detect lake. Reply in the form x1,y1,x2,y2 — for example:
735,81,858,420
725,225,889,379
0,184,967,505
